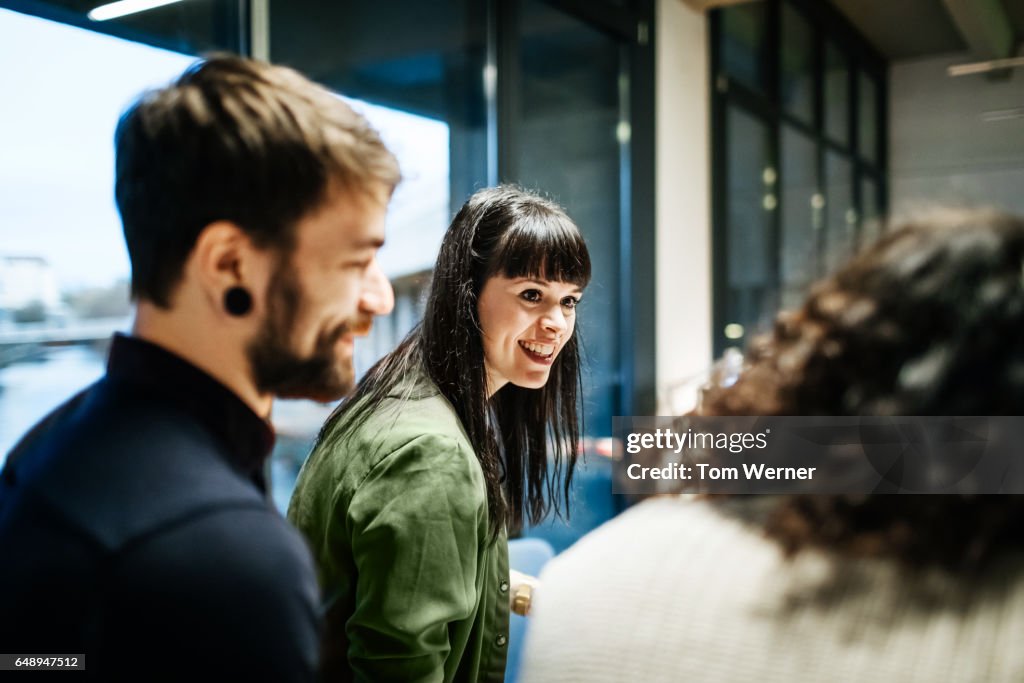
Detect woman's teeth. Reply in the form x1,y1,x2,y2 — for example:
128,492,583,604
519,341,554,358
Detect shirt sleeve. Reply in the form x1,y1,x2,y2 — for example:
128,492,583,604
344,433,486,683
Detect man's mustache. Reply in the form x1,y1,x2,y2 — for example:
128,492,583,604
326,315,374,344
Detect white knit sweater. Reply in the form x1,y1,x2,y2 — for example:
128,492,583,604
519,496,1024,682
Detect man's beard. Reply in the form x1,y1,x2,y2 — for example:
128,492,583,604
248,265,358,402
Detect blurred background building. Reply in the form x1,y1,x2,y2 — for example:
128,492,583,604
1,0,1022,548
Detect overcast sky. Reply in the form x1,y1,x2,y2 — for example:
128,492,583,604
0,8,449,291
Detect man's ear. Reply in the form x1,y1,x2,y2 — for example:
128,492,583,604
190,221,273,317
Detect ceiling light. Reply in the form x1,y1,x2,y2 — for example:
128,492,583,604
88,0,185,22
948,56,1024,77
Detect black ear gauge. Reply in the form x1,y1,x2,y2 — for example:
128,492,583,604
224,286,253,317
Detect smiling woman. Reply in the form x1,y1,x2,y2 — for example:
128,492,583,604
479,276,584,394
287,185,591,682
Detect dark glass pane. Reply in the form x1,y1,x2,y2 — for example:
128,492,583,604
518,0,622,439
721,2,767,94
780,2,814,124
725,105,774,347
824,151,854,273
858,70,879,164
780,125,818,309
860,175,882,247
271,0,486,367
824,41,850,146
272,1,487,219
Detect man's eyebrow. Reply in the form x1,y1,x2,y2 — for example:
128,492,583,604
354,237,385,249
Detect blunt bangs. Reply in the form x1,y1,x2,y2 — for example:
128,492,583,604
489,212,592,288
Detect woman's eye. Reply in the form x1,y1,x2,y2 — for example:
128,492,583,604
520,289,543,303
561,297,579,310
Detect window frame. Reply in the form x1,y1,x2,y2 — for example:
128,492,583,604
710,0,888,357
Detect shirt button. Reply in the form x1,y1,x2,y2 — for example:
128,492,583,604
499,581,509,593
496,634,507,647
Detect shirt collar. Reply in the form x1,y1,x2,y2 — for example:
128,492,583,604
106,334,275,485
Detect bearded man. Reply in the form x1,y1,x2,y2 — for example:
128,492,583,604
0,54,400,681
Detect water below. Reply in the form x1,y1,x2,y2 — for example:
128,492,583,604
0,345,327,514
0,346,106,458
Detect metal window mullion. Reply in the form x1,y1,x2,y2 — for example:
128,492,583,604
710,9,728,358
618,41,633,418
766,0,782,311
494,0,519,184
849,56,862,249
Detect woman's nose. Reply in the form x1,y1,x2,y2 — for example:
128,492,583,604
541,306,568,334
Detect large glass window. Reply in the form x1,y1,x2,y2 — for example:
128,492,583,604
511,0,631,547
0,7,450,489
270,2,652,534
269,0,646,435
722,106,774,348
0,8,194,459
270,0,488,225
711,0,887,355
515,0,623,436
0,0,246,459
1,1,653,548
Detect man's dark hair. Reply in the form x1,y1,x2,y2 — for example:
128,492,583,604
114,54,400,306
317,185,592,536
699,208,1024,572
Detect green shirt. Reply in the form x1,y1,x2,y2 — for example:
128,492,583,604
288,372,509,683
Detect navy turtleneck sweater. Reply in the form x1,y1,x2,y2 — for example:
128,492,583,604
0,334,320,681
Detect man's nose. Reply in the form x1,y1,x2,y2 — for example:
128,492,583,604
359,258,394,316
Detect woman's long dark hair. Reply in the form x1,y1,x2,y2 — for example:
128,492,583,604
699,208,1024,572
317,185,591,536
